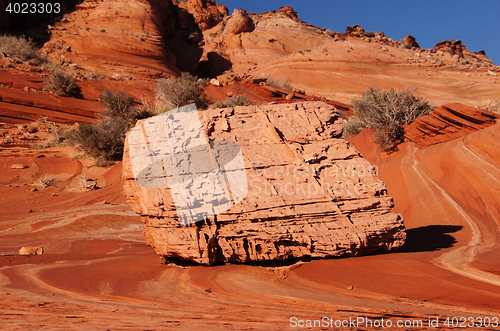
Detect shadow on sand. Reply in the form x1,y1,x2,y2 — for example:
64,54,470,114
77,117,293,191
399,225,463,253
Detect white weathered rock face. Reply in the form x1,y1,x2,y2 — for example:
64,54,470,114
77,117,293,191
123,101,406,265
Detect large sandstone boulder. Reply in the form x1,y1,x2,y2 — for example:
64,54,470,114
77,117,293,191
123,101,406,265
224,9,255,35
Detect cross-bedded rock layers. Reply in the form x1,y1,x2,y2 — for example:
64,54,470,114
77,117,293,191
123,101,406,265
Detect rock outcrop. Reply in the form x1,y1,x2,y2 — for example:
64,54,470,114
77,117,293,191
279,6,298,19
41,0,181,79
224,9,255,35
175,0,225,30
346,25,366,37
123,101,406,265
434,40,466,58
19,246,44,255
402,35,420,49
405,103,500,146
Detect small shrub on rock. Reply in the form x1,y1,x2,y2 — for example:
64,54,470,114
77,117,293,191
44,71,83,98
350,87,433,151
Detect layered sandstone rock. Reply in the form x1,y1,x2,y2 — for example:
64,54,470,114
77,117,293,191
123,101,406,265
405,103,500,146
41,0,181,79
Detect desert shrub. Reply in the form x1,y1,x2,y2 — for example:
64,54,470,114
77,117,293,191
85,71,104,79
0,35,39,61
41,61,61,71
38,176,60,188
211,95,253,108
42,127,72,148
365,31,375,37
351,87,433,151
342,118,362,138
70,116,129,162
155,72,208,112
486,100,500,114
99,90,135,119
44,71,83,98
69,90,140,163
402,44,412,49
266,76,293,90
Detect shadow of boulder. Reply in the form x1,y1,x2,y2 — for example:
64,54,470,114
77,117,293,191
399,225,463,253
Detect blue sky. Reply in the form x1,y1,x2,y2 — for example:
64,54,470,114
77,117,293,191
217,0,500,65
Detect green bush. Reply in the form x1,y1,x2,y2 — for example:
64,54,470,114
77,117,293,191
211,95,254,108
350,87,433,150
0,35,39,61
155,72,208,112
44,71,83,98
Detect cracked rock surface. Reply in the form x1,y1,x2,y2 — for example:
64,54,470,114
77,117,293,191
123,101,406,265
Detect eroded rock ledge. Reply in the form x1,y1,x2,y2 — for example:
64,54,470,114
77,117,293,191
123,101,406,265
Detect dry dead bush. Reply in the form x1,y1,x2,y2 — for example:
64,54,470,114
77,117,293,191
65,90,140,164
70,116,129,163
38,176,60,188
44,71,83,98
81,174,98,191
85,71,104,79
342,118,362,138
211,95,254,108
266,76,293,90
350,87,433,151
155,72,208,113
99,90,135,118
0,35,40,61
485,100,500,114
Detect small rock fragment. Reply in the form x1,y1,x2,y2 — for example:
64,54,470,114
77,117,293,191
19,246,44,255
10,164,28,169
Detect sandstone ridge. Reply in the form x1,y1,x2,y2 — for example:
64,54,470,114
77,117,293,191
123,101,406,265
